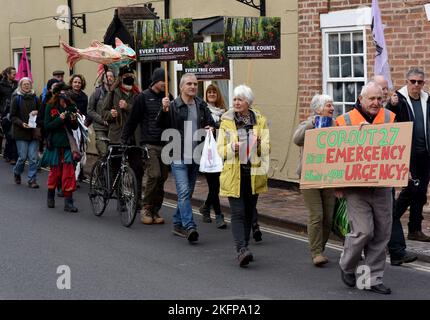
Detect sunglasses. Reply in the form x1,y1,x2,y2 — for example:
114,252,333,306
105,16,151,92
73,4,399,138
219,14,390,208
408,79,424,85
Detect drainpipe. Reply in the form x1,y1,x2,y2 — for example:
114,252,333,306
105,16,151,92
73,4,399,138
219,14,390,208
261,0,266,16
68,0,74,75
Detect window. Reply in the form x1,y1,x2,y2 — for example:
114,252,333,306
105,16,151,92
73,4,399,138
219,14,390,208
323,28,366,116
13,49,32,71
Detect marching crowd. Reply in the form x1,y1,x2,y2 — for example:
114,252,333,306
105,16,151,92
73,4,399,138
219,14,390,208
1,63,430,295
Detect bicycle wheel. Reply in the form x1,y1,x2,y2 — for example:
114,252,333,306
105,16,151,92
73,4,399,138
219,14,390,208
88,160,109,216
118,165,138,227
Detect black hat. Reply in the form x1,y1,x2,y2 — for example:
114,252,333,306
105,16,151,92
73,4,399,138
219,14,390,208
52,70,65,76
119,66,134,77
150,68,168,87
47,78,60,91
52,82,71,95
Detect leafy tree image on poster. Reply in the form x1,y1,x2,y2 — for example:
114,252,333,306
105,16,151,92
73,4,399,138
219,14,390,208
224,16,281,59
182,42,230,80
134,18,194,61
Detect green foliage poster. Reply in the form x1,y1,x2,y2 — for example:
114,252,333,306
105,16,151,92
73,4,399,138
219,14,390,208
182,42,230,80
134,18,194,61
224,16,281,59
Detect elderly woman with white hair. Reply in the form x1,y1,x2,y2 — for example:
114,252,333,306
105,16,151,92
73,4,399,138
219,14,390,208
293,94,335,266
10,77,41,188
217,84,270,267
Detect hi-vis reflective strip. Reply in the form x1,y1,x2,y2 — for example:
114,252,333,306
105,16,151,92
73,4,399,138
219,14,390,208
343,113,352,126
162,200,430,273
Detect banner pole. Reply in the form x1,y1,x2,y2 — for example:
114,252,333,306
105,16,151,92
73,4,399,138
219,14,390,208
164,61,169,98
246,59,254,86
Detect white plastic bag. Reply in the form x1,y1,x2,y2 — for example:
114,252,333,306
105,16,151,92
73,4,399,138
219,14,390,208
199,130,223,173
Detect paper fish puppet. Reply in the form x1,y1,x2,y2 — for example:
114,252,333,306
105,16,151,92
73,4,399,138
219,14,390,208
61,38,136,69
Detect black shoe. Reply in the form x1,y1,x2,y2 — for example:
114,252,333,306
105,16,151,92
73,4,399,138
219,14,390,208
14,174,21,185
365,284,391,295
64,198,78,213
172,225,187,238
341,269,356,287
391,251,418,266
202,214,212,223
237,247,252,267
47,198,55,208
200,203,212,223
253,225,262,242
186,229,199,243
407,231,430,242
216,215,227,229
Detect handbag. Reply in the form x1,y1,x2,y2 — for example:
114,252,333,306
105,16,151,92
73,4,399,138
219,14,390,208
65,127,82,162
199,130,223,173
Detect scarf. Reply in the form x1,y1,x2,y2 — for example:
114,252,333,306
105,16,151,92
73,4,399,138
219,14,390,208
207,103,225,124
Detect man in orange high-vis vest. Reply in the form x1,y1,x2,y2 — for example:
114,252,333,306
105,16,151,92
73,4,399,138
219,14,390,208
336,81,395,295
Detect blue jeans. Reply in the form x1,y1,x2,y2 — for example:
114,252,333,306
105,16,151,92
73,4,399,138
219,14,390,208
14,140,39,183
171,162,199,230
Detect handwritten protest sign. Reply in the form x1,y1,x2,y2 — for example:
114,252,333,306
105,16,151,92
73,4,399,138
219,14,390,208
182,42,230,80
300,122,413,189
134,18,194,61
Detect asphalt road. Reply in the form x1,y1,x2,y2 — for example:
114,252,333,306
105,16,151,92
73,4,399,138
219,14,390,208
1,160,430,300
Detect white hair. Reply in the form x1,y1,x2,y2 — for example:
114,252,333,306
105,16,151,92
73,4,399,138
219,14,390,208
310,94,332,114
233,84,254,106
360,81,382,97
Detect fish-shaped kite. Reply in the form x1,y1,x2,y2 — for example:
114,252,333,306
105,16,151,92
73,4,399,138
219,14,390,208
60,38,136,69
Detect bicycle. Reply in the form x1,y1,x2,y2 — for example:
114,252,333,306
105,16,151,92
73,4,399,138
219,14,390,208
88,144,148,227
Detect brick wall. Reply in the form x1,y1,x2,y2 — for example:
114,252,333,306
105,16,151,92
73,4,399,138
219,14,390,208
298,0,430,120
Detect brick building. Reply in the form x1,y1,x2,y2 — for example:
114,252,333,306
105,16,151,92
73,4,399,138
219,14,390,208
298,0,430,120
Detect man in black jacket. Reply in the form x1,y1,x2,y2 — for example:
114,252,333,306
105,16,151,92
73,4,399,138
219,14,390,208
157,73,214,243
122,68,172,225
386,67,430,266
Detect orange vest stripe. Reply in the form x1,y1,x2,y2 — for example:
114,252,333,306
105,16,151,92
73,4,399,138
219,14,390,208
336,108,395,126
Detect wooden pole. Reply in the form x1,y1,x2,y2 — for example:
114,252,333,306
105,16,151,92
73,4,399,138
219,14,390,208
164,61,169,97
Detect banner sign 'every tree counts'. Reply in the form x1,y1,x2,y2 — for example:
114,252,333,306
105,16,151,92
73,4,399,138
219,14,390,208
134,18,194,61
300,122,413,189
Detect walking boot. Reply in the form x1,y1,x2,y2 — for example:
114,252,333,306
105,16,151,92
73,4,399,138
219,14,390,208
64,197,78,213
199,203,212,223
141,208,153,225
47,189,55,208
215,214,227,229
152,212,165,224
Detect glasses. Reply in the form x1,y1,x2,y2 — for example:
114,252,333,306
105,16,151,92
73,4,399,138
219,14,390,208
408,79,424,85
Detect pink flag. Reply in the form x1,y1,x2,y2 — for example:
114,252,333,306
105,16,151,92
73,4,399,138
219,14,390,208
372,0,392,89
16,47,32,82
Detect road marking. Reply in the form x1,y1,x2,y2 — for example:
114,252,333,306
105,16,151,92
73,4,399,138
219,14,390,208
163,200,430,273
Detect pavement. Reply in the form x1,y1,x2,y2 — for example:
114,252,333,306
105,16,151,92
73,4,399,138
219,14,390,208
83,154,430,263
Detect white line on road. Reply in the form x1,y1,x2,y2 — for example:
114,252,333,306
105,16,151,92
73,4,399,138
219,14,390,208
162,200,430,273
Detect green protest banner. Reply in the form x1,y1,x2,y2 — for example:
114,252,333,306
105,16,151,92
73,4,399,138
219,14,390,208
134,18,194,61
182,42,230,80
300,122,413,189
224,16,281,59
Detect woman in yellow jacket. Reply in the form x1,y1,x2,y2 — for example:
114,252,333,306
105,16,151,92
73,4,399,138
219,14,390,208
217,84,270,267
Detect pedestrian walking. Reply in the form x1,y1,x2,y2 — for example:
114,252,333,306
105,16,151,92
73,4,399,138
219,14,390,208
157,73,215,243
293,94,336,266
88,69,114,158
42,82,79,212
386,67,430,246
336,81,395,295
121,67,172,224
102,66,141,211
199,83,227,229
217,84,270,267
10,77,40,188
0,67,18,164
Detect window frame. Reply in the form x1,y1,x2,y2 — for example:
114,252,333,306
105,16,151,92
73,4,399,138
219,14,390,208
322,26,367,115
13,48,31,71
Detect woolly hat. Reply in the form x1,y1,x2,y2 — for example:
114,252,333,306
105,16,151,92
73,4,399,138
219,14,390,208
47,78,60,91
150,68,168,87
119,66,134,77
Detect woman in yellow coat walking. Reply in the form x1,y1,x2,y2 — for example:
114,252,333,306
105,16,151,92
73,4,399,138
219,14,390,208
217,84,270,267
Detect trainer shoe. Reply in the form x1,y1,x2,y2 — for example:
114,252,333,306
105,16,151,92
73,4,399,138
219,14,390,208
172,225,187,238
186,228,199,243
237,247,253,267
